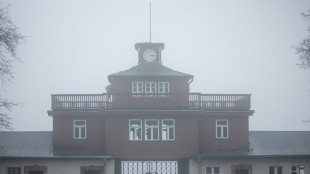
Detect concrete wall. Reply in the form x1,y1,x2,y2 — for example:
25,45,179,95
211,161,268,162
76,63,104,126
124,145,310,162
189,157,310,174
0,158,114,174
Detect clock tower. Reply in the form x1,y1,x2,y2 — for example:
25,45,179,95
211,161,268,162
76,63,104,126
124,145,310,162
135,42,164,64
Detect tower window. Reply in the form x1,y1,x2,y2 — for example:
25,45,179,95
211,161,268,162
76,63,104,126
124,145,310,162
158,82,169,97
129,119,142,141
132,81,143,96
216,120,228,139
145,119,159,141
162,119,175,140
145,82,157,97
74,120,86,139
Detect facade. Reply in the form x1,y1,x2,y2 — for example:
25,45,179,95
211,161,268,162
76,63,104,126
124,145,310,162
0,42,310,174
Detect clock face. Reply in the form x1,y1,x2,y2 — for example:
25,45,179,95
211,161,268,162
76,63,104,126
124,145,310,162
143,49,157,62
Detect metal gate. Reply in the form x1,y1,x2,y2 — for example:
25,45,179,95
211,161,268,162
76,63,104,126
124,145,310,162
121,161,178,174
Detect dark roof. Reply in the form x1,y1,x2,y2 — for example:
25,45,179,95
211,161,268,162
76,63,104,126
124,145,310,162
108,63,193,82
194,131,310,159
0,131,111,159
249,131,310,156
0,131,53,158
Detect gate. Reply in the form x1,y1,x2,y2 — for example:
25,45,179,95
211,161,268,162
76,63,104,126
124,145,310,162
116,159,188,174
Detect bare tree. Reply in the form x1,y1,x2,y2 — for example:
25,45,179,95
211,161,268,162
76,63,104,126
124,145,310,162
0,5,24,130
295,10,310,69
295,10,310,123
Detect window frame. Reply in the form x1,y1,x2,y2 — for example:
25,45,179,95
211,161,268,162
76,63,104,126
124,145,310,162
7,167,21,174
269,166,283,174
216,119,229,139
73,120,86,139
145,82,157,93
145,81,157,97
291,165,305,174
162,119,175,141
129,119,142,141
158,82,169,97
206,166,220,174
132,81,144,97
145,119,159,141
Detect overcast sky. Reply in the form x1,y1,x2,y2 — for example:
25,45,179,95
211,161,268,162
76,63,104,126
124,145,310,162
2,0,310,131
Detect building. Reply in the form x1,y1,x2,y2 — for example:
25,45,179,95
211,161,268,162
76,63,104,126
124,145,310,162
1,42,310,174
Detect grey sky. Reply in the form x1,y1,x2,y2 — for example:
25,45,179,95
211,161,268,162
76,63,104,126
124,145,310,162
2,0,310,131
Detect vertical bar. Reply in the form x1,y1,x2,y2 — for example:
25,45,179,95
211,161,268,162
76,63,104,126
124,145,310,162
127,161,129,174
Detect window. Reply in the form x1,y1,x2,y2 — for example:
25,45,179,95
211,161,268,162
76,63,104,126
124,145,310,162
292,166,305,174
74,120,86,139
270,166,283,174
145,82,156,93
7,167,21,174
129,119,142,140
162,119,175,140
145,82,157,97
158,82,169,97
216,120,228,139
145,119,159,140
132,81,143,97
206,167,220,174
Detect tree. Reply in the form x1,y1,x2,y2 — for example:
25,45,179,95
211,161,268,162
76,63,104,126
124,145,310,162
295,10,310,69
0,5,24,130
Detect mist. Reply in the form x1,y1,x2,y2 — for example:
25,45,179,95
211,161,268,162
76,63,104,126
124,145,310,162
2,0,310,131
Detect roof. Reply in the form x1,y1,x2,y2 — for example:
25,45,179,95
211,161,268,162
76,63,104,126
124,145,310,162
108,63,193,82
194,131,310,159
249,131,310,156
0,131,53,158
0,131,111,159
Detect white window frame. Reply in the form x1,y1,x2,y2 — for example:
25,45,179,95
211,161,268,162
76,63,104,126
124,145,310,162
145,119,159,141
216,119,229,139
145,82,156,93
145,82,157,97
162,119,175,141
129,119,142,141
132,81,143,97
158,82,169,97
206,167,220,174
7,167,21,174
269,166,283,174
291,165,305,174
73,120,86,139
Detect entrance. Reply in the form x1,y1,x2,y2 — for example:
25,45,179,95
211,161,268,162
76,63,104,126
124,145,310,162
29,172,43,174
85,172,100,174
235,169,249,174
231,164,252,174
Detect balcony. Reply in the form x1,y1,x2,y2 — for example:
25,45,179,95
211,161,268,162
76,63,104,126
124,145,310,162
51,93,251,110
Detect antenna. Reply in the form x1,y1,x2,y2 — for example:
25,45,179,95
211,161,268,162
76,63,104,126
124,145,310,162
150,2,152,42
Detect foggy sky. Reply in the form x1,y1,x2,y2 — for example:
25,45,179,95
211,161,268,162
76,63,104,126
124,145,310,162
2,0,310,131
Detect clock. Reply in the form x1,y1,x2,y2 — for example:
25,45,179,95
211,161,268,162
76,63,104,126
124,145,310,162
143,49,157,62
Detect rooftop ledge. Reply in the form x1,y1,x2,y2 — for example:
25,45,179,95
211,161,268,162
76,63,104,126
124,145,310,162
50,93,251,111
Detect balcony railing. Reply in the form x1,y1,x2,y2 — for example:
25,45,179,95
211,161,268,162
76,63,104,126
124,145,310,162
51,93,251,110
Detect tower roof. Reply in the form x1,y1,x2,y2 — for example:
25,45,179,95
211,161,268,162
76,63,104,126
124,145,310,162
108,63,193,82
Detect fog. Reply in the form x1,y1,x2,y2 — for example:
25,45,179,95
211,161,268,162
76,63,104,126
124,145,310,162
2,0,310,131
